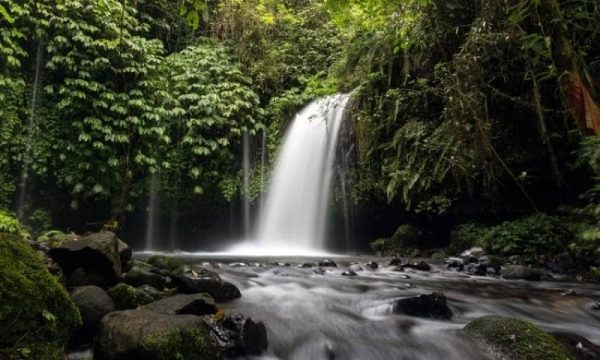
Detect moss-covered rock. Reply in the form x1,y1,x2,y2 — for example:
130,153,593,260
0,233,81,359
108,283,154,310
462,315,573,360
141,326,218,360
36,230,78,249
147,255,184,276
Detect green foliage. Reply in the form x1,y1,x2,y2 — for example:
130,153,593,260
449,223,488,254
141,326,217,360
0,233,81,360
370,223,431,255
462,316,573,360
0,210,29,239
482,213,573,262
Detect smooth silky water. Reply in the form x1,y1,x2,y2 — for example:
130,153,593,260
135,253,600,360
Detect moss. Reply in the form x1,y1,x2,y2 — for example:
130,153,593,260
147,255,184,275
0,233,81,360
108,283,153,310
36,230,76,248
462,316,573,360
0,210,30,239
141,327,218,360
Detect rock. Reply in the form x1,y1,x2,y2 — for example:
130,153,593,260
349,263,363,272
342,270,357,277
36,230,79,250
313,267,326,275
403,260,431,271
318,259,337,267
270,262,291,267
478,255,503,270
108,283,155,310
486,267,497,276
299,263,313,268
123,265,167,290
388,258,403,266
364,261,379,269
501,265,542,281
174,266,241,302
204,312,268,357
0,233,81,358
462,316,573,360
553,332,600,360
444,257,465,270
561,289,577,296
144,293,217,316
508,255,523,265
393,292,453,320
94,309,217,360
589,301,600,311
67,267,112,288
137,285,165,301
465,262,487,276
48,231,123,280
70,286,115,332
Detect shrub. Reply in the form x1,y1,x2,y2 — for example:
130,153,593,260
449,223,489,254
0,210,29,239
482,213,573,263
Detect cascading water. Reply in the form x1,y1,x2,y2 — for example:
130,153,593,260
144,173,159,251
242,132,251,238
249,94,350,254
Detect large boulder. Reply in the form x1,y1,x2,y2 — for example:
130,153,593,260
108,283,155,310
70,286,114,332
393,292,453,320
148,255,184,276
174,266,241,302
552,332,600,360
48,231,124,281
144,293,218,316
501,265,542,281
94,310,218,360
0,233,81,358
204,312,269,358
123,265,167,290
462,316,573,360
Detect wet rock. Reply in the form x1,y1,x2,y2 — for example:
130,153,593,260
313,267,326,275
147,255,184,276
553,332,600,360
204,312,268,357
270,262,291,267
137,285,165,301
460,247,485,259
364,261,379,270
108,283,155,310
561,289,577,296
94,309,216,360
48,231,124,280
388,258,403,266
349,263,363,272
67,267,112,288
342,270,357,277
486,267,497,276
501,265,542,281
174,266,241,302
590,301,600,311
229,262,248,267
117,239,132,266
144,293,217,316
465,262,487,276
299,263,313,268
70,286,114,332
444,257,465,270
462,316,573,360
123,265,167,290
393,292,452,320
319,259,337,267
403,260,431,271
478,255,503,269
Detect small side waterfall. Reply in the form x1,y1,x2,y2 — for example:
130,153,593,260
242,132,251,238
144,173,159,250
255,94,350,253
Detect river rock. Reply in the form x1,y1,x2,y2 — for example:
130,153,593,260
393,292,453,320
590,301,600,311
501,265,542,281
319,259,337,267
465,262,487,276
174,266,241,302
299,263,313,268
70,286,114,332
67,267,112,288
388,258,403,266
313,267,326,275
553,332,600,360
403,260,431,271
460,247,485,260
342,270,357,277
444,257,465,271
94,310,216,360
204,312,268,357
123,265,167,290
143,293,217,316
48,231,124,280
137,284,165,301
364,261,379,269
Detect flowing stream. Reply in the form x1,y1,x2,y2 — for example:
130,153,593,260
167,256,600,360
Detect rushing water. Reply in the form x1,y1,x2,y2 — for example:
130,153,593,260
154,256,600,360
253,95,350,254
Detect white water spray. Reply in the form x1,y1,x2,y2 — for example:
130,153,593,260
246,94,350,254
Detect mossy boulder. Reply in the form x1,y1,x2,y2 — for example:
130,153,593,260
0,233,81,359
147,255,184,276
94,309,217,360
108,283,155,310
462,315,574,360
36,230,79,249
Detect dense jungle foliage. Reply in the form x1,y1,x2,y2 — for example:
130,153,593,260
0,0,598,267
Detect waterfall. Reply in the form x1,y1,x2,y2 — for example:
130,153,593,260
144,173,159,250
16,41,44,220
242,132,251,238
255,94,350,253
